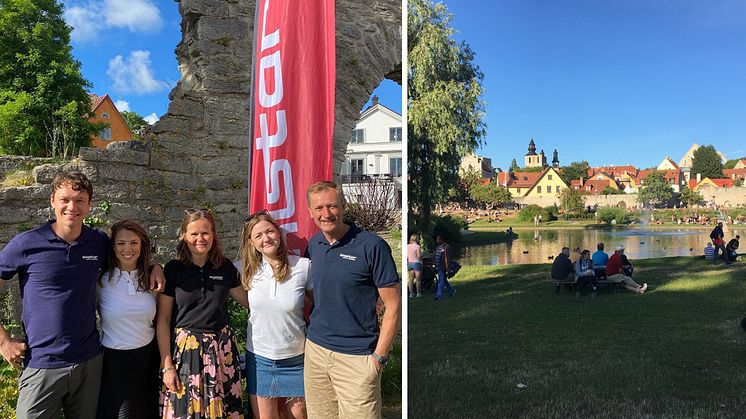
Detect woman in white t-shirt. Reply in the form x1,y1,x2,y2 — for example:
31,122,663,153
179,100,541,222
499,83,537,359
97,219,159,418
238,211,313,419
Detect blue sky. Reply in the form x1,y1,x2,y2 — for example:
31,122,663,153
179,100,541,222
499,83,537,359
441,0,746,170
61,0,401,125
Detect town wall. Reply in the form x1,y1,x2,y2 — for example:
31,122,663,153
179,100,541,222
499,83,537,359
515,187,746,209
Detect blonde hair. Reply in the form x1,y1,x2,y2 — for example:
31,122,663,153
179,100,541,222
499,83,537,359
238,213,290,290
176,210,225,268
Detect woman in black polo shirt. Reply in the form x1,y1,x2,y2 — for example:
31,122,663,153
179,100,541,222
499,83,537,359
156,210,248,418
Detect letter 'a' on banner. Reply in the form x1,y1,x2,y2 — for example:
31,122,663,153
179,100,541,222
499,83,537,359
248,0,335,254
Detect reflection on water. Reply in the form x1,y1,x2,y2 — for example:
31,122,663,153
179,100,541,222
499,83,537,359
461,227,744,265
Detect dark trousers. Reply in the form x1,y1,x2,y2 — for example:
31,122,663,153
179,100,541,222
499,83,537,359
97,339,160,419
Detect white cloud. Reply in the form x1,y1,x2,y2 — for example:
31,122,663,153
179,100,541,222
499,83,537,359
113,100,130,112
64,0,162,43
143,113,159,125
107,50,167,94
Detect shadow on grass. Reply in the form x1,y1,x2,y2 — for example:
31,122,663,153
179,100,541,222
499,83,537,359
409,257,746,418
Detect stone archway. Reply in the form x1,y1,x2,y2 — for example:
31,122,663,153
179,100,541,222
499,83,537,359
0,0,402,259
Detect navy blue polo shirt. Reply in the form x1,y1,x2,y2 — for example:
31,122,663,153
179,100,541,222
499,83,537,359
306,224,399,355
0,221,108,368
164,258,240,333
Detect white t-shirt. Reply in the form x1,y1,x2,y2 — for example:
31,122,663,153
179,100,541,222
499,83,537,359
97,268,157,350
244,255,312,360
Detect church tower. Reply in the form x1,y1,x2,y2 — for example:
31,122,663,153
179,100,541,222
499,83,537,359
524,138,539,168
552,148,559,168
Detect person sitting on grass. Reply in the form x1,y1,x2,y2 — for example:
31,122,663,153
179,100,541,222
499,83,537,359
606,246,647,294
726,235,740,261
704,242,715,261
551,247,575,293
575,249,598,297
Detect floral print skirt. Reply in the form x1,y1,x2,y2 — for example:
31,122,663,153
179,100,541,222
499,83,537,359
160,326,244,419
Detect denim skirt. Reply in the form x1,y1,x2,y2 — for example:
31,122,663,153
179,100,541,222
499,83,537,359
245,351,305,398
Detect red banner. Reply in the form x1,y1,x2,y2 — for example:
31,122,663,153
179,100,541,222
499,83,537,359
249,0,335,253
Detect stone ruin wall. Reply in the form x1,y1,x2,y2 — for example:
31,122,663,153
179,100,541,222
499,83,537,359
0,0,401,322
0,0,401,258
516,187,746,209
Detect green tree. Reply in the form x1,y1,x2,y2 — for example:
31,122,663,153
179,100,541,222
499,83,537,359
558,187,586,216
469,182,512,210
691,145,724,180
638,171,674,207
0,0,97,157
679,187,704,207
509,159,519,172
120,111,147,134
559,161,591,185
408,0,486,234
724,158,746,169
601,186,624,195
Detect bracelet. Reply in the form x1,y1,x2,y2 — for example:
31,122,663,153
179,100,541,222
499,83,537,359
160,367,175,374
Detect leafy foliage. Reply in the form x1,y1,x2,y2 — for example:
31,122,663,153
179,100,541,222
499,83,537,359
602,186,625,195
558,187,586,216
679,187,704,207
431,215,465,255
559,161,591,185
469,182,512,209
408,0,485,235
596,206,631,224
518,204,558,222
723,158,745,170
638,171,674,208
120,111,147,137
691,145,724,180
0,0,98,157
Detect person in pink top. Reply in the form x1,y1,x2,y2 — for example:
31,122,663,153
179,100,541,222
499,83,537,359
407,234,423,298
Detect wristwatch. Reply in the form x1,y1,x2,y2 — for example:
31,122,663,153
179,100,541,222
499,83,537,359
371,352,388,366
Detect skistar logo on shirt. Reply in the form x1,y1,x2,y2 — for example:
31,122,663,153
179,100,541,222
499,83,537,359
82,255,99,261
339,254,357,261
209,276,224,281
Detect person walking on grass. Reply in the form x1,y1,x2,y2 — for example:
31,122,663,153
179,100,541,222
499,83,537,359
606,246,647,294
407,233,423,298
433,233,456,300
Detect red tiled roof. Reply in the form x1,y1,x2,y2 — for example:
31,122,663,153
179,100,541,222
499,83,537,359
89,93,106,111
723,168,746,180
588,165,639,179
498,171,542,188
637,169,679,183
710,178,734,187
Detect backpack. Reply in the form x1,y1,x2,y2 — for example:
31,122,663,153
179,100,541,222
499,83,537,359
447,260,461,278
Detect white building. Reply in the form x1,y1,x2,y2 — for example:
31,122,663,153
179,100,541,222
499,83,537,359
340,97,402,184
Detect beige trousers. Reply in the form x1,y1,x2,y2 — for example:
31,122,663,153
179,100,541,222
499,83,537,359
304,339,382,419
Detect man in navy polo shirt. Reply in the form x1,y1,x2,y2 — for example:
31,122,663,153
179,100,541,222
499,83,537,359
303,181,401,419
0,171,163,419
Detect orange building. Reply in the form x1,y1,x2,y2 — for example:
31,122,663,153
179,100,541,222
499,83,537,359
88,94,132,149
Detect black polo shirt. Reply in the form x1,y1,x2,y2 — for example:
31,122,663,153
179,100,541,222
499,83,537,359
164,257,240,332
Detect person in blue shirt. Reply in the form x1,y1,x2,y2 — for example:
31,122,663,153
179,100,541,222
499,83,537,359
0,171,164,419
592,242,609,278
303,181,400,419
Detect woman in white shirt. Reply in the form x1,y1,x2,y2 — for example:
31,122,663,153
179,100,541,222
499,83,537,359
97,219,159,418
238,211,313,419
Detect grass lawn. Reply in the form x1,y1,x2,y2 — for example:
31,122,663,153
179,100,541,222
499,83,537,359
409,257,746,418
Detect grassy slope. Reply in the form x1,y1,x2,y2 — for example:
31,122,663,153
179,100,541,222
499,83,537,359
409,258,746,418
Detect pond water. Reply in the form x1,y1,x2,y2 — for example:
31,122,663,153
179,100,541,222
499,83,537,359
461,227,744,265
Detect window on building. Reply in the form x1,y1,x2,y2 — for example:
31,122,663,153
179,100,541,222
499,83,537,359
351,129,364,143
101,112,110,119
351,159,364,175
556,186,560,193
537,186,542,193
516,188,521,194
548,175,553,180
390,157,402,177
100,127,112,141
389,127,402,142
